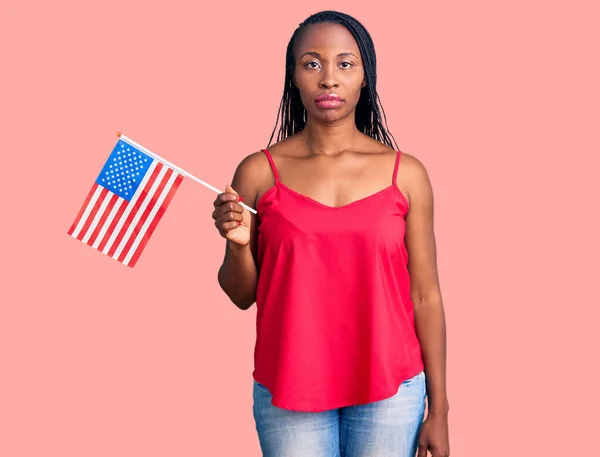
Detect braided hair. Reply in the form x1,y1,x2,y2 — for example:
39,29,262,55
267,10,399,150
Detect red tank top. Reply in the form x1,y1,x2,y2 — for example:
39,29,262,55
252,148,424,412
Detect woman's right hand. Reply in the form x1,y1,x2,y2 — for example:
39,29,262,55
212,185,251,248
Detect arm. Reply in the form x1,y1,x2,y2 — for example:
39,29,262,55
403,155,449,416
214,153,263,310
218,234,258,310
402,155,450,457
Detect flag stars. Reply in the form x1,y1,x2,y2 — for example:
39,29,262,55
100,145,151,194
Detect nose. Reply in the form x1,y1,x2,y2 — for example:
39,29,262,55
319,64,339,89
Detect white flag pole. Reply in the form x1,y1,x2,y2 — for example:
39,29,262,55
117,132,257,215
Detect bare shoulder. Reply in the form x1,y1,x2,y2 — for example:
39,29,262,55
395,151,434,208
398,151,429,179
231,149,275,208
234,149,271,177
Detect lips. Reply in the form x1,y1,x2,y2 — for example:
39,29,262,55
316,93,344,109
316,93,343,102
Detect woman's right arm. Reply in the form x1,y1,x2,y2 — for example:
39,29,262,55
218,236,257,310
212,153,265,310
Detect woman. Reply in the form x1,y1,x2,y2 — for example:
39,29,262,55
212,10,450,457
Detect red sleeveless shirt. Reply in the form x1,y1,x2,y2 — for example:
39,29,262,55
252,148,424,412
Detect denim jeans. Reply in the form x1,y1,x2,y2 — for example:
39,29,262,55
252,371,426,457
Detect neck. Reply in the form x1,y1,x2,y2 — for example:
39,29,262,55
300,114,361,156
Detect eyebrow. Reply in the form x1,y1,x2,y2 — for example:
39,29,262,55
300,51,359,59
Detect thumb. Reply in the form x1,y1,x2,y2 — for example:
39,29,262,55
225,184,243,203
225,184,238,196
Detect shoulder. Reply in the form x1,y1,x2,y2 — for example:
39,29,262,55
398,151,429,179
233,149,271,179
395,151,434,207
229,150,274,208
231,137,301,207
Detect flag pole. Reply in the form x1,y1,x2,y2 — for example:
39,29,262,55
116,132,257,215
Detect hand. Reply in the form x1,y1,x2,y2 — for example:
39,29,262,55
417,412,450,457
212,185,251,248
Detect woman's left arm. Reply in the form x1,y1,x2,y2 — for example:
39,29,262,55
401,153,450,457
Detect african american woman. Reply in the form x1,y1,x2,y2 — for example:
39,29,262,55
212,10,450,457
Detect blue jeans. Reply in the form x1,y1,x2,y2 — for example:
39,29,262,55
252,371,426,457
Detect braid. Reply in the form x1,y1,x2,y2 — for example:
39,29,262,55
267,10,399,150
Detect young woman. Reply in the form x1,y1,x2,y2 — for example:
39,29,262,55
212,10,450,457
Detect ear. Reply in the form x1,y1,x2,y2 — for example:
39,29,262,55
361,78,367,88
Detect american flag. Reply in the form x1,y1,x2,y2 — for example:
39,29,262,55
68,137,184,267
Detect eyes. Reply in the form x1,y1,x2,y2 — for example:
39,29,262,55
304,60,354,70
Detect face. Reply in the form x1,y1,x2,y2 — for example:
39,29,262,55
293,22,366,122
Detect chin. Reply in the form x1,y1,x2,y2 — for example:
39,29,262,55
312,108,352,123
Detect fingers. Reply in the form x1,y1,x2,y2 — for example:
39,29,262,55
213,185,242,207
213,197,243,237
211,185,246,238
215,209,243,224
217,220,241,237
212,199,244,220
214,208,242,230
213,191,239,208
417,441,428,457
212,185,244,220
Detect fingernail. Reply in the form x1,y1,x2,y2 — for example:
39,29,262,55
238,221,242,226
238,195,243,202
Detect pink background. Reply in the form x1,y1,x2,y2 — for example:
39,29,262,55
2,0,599,455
